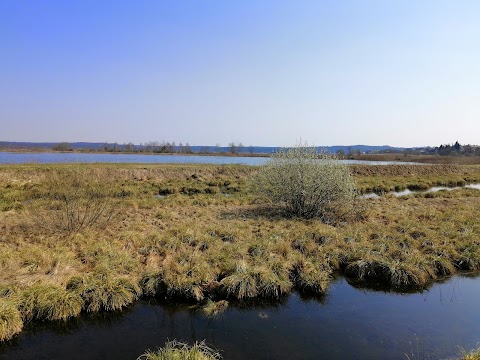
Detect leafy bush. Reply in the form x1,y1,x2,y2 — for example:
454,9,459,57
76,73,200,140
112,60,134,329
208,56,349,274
253,143,357,222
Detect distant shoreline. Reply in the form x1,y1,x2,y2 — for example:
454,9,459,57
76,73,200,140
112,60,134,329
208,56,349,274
2,148,480,165
0,148,272,158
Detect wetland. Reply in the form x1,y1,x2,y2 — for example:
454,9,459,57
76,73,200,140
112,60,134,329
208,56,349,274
1,162,480,358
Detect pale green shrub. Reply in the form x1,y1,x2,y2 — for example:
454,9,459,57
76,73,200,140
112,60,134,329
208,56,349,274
253,143,357,222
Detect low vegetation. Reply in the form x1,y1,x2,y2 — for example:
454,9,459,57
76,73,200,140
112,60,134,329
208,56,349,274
137,340,221,360
0,299,23,342
461,347,480,360
0,162,479,341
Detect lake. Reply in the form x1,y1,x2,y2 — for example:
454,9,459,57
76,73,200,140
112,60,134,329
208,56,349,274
1,275,479,360
0,152,415,166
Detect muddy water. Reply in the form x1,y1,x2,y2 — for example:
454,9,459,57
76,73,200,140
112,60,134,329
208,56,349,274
1,275,480,360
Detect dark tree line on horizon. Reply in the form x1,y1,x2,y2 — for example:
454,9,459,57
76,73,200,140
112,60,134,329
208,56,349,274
50,141,252,155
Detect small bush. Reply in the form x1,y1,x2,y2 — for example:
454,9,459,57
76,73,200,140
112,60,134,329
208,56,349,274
26,169,118,234
253,143,357,222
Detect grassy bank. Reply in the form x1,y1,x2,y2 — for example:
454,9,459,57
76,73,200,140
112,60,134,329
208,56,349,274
0,163,480,341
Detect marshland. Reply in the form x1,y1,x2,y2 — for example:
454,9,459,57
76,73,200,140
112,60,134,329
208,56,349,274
1,157,480,359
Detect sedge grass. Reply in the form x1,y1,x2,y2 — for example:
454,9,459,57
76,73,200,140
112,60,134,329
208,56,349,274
0,299,23,341
15,285,83,322
460,347,480,360
137,340,221,360
66,273,141,312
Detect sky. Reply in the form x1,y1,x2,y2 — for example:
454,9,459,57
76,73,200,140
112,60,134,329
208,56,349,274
1,1,479,147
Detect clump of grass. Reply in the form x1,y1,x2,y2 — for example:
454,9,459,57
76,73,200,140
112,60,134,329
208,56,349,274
456,245,480,270
460,346,480,360
344,258,431,288
0,299,23,342
292,261,331,295
220,261,259,299
66,273,141,312
137,340,222,360
220,261,292,300
16,285,83,321
141,271,167,297
0,285,18,298
200,300,229,317
257,264,292,298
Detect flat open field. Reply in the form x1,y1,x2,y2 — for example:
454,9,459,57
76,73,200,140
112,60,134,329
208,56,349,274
1,163,480,341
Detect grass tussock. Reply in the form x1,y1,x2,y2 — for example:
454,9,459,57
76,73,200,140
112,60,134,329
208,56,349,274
16,285,83,321
66,273,141,312
137,340,221,360
460,346,480,360
291,260,330,294
0,299,23,341
200,300,229,317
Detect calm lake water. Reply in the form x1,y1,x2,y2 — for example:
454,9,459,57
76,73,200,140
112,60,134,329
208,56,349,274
0,152,415,166
1,275,479,360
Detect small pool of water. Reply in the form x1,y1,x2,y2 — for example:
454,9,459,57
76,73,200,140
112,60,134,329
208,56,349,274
363,183,480,199
1,275,479,360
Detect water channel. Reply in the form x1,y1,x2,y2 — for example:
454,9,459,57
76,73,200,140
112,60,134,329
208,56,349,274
1,275,479,360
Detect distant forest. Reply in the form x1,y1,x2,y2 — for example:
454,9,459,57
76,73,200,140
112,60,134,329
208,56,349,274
0,141,478,156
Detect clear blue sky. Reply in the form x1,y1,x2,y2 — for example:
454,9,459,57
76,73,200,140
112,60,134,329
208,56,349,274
1,0,479,147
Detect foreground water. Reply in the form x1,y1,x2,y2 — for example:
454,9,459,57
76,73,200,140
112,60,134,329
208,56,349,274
1,275,479,360
0,152,415,165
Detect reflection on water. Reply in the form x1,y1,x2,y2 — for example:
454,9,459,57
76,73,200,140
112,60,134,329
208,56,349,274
1,275,480,360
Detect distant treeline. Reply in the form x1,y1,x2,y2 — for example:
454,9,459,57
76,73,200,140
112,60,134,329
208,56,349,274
0,141,405,155
3,141,479,157
382,141,480,157
52,141,263,155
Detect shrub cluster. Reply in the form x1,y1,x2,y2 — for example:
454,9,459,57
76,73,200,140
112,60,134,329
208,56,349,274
253,143,357,222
